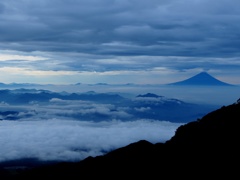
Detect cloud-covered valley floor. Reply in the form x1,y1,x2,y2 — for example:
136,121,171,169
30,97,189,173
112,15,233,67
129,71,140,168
0,89,186,164
0,85,238,165
0,118,182,163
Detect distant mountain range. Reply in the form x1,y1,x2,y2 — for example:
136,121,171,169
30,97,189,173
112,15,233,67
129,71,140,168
2,98,239,179
0,72,235,88
0,89,217,123
168,72,234,86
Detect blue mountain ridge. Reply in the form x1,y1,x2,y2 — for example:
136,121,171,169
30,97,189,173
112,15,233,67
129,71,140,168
0,89,218,123
168,72,234,86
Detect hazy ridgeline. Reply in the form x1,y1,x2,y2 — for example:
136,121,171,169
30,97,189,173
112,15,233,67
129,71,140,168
0,83,239,166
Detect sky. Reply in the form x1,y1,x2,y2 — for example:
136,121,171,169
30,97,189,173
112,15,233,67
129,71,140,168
0,0,240,85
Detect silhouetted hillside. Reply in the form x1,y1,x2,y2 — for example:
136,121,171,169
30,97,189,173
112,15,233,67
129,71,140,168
1,100,239,179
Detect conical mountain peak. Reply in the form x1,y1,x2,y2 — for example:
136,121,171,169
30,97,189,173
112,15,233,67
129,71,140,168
168,72,233,86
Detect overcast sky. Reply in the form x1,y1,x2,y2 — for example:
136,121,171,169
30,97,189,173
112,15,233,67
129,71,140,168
0,0,240,84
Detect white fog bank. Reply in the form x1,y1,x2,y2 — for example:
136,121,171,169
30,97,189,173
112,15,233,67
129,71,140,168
0,119,183,163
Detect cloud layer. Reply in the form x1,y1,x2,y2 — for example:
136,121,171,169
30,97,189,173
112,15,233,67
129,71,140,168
0,119,182,162
0,0,240,84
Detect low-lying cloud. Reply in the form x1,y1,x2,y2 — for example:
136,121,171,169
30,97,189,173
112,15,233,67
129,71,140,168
0,119,182,163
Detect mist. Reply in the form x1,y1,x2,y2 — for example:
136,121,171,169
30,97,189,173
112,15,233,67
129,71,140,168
0,83,239,165
0,118,182,163
29,83,240,106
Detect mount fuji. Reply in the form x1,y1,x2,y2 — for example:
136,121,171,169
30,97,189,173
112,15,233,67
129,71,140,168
168,72,234,86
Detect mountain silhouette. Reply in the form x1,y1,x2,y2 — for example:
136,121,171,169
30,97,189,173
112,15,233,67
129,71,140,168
168,72,233,86
2,99,239,179
0,89,216,123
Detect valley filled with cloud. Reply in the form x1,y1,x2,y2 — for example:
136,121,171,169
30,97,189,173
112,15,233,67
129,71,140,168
0,83,239,164
0,118,181,163
0,0,240,169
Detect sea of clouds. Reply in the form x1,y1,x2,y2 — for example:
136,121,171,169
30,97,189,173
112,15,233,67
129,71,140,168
1,84,239,164
0,118,182,163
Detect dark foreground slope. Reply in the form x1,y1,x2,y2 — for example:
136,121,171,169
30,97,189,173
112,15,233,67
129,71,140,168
2,100,240,179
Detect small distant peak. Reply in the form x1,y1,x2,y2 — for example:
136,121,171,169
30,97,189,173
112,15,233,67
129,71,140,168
193,71,212,77
136,93,162,98
84,91,96,94
95,83,108,85
199,71,208,74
